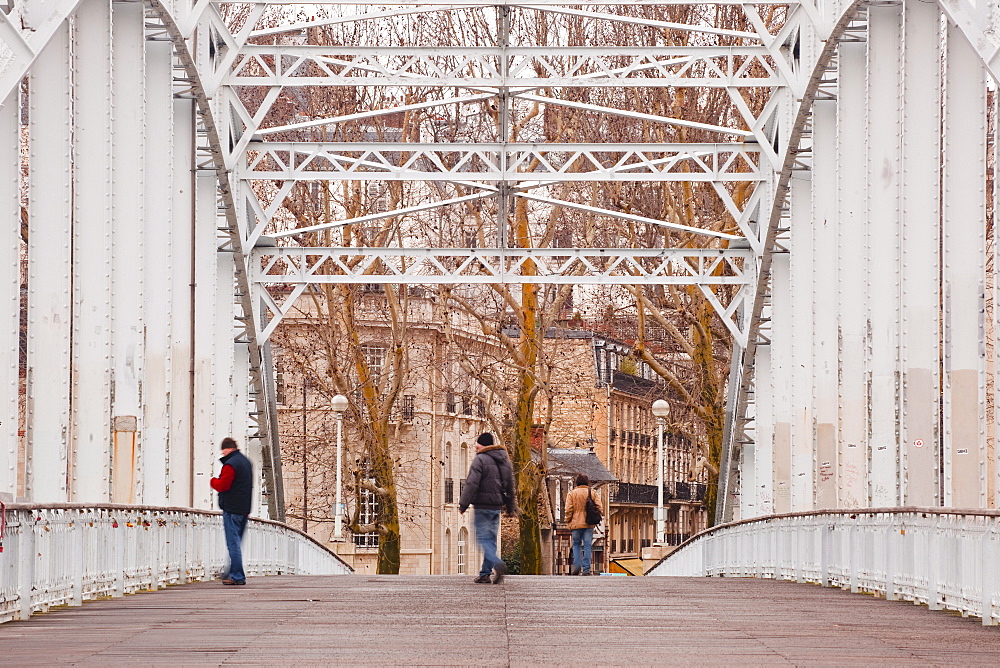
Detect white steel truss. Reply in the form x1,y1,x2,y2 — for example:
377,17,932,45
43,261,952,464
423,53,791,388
1,0,998,536
213,2,789,352
240,142,764,182
222,45,789,88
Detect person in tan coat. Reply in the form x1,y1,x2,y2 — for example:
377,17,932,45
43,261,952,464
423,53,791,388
564,474,599,575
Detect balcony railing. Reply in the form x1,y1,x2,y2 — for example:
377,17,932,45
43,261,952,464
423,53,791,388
0,503,353,624
608,481,707,505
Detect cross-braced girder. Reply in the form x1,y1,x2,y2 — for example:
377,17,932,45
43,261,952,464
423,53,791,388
241,142,765,182
209,1,792,355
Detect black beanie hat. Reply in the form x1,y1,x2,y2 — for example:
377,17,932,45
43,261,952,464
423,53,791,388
476,432,494,446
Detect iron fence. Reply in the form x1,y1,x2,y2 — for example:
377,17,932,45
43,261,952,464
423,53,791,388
646,508,1000,626
0,503,352,624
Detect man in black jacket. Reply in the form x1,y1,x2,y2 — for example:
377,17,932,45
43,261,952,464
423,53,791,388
210,437,253,585
459,432,516,584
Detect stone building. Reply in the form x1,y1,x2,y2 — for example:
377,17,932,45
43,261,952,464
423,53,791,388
272,288,494,575
537,330,709,571
273,290,708,575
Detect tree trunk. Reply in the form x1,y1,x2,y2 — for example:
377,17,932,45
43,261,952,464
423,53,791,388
512,197,543,574
692,296,724,524
512,374,542,573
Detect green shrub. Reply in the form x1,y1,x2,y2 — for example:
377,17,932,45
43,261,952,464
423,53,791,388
502,541,523,575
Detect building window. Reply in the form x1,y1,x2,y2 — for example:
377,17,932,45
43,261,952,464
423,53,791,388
445,529,452,575
457,527,468,574
401,394,415,422
361,345,386,382
459,443,468,495
353,486,380,548
445,478,454,504
446,392,456,413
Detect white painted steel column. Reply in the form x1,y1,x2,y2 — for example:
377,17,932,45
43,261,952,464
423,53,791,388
810,96,839,511
768,237,793,518
110,0,145,504
170,96,195,507
215,250,237,445
193,152,218,510
787,151,816,513
191,7,222,511
942,24,987,508
836,40,868,509
994,80,1000,509
234,341,258,514
867,3,903,507
26,23,72,502
141,38,174,506
72,0,114,502
0,89,19,498
899,0,942,506
746,337,769,519
778,0,821,517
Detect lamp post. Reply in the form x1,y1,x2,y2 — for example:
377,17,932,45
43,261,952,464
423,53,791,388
651,399,670,546
302,377,312,533
331,394,349,541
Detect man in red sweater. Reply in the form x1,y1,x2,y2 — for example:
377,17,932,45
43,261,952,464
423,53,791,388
210,437,253,585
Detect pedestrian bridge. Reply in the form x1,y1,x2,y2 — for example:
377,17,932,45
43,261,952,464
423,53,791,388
3,0,1000,650
3,503,1000,634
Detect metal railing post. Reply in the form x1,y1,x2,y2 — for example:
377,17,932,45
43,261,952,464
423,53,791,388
820,521,830,587
981,518,996,625
71,512,83,607
113,513,125,597
17,512,34,621
927,515,942,610
885,514,897,601
849,519,859,593
149,511,161,591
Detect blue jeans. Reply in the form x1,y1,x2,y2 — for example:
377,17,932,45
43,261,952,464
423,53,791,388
222,511,249,582
571,527,594,574
473,508,503,577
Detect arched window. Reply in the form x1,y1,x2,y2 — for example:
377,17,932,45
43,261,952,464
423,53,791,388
459,443,469,497
444,442,454,503
444,528,452,575
457,527,468,574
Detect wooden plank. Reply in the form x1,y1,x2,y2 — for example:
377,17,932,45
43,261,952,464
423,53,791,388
2,576,999,665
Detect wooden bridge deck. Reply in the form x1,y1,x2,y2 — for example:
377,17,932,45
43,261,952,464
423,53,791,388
2,575,999,666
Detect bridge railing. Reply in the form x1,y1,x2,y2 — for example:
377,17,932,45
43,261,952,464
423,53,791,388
0,503,352,624
645,508,1000,625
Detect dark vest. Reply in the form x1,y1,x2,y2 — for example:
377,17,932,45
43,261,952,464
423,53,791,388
218,450,253,515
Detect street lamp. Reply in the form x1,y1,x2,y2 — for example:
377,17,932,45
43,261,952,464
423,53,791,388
331,393,349,542
651,399,670,546
302,377,313,533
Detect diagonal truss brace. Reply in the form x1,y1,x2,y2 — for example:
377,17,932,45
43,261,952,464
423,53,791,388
241,142,765,182
250,246,753,344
